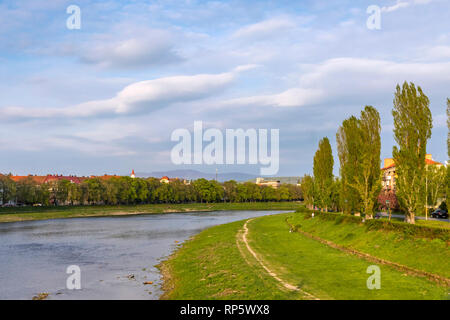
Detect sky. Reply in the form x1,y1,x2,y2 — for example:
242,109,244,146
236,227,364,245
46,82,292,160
0,0,449,177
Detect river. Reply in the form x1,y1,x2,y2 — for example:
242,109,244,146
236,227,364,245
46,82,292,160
0,210,287,300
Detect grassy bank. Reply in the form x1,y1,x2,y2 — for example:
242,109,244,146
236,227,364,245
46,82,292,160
289,211,450,279
0,202,302,223
161,212,449,300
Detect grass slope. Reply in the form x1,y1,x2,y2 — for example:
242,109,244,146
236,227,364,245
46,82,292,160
161,212,449,300
289,212,450,278
0,202,302,223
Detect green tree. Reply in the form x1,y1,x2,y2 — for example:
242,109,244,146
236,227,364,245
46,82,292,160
192,179,223,203
425,165,447,214
84,178,105,204
261,185,277,202
447,98,450,158
348,106,382,219
54,180,71,205
330,178,341,212
300,175,315,209
115,177,137,204
16,177,40,205
313,137,334,212
0,174,16,205
278,185,290,201
133,178,149,204
155,183,174,203
103,178,119,205
146,178,161,203
447,98,450,207
223,180,238,202
243,182,261,202
336,116,362,214
392,82,433,224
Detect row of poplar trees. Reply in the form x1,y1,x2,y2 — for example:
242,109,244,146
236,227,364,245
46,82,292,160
302,82,449,224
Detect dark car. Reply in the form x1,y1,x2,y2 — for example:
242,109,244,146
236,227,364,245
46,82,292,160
431,209,448,219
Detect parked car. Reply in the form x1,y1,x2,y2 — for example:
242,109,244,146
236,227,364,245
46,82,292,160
431,209,448,219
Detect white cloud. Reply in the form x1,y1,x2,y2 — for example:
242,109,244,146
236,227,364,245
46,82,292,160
219,58,450,109
232,17,298,40
76,31,183,68
424,45,450,60
226,88,324,108
382,0,433,12
0,66,253,120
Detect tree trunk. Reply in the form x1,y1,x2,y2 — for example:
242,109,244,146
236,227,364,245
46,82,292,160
405,211,415,224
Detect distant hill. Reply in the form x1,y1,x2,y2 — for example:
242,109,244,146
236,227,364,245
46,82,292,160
135,169,258,182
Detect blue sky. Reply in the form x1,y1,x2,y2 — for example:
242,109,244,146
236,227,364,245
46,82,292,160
0,0,449,177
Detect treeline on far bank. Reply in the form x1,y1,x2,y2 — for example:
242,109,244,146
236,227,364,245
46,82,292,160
0,175,302,206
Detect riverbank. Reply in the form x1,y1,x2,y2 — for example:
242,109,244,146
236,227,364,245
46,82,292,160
0,202,302,223
160,211,449,300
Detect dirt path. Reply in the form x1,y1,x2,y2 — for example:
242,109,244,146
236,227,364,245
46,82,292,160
237,219,319,300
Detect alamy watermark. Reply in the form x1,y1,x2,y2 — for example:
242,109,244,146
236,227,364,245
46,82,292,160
366,265,381,290
66,5,81,30
366,5,381,30
171,121,279,175
66,265,81,290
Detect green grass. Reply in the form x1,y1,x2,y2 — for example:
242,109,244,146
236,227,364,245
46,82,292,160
159,219,302,300
415,219,450,229
161,212,449,300
0,202,303,223
290,212,450,278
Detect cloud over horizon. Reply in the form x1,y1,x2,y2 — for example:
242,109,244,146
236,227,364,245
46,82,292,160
0,0,449,176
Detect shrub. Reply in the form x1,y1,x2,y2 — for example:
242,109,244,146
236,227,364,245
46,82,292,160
296,208,449,242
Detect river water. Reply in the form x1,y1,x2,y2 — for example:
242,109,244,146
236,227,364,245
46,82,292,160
0,210,287,300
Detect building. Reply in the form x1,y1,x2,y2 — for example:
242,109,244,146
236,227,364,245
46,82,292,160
10,174,87,185
159,176,190,185
381,154,443,191
160,176,170,184
255,177,281,189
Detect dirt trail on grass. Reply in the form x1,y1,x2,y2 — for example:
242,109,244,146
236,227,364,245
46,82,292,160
285,218,450,286
237,219,319,300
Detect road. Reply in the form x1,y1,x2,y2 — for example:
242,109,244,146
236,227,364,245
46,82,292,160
377,212,449,223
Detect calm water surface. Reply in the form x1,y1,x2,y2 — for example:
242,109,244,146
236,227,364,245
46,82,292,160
0,210,288,300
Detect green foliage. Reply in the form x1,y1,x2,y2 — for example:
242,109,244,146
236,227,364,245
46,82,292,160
425,165,447,211
336,106,382,217
392,82,433,223
300,175,315,209
0,174,303,207
297,209,449,242
313,137,334,211
447,98,449,159
0,174,16,204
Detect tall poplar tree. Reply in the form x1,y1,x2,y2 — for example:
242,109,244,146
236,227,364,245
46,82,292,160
392,82,433,224
336,116,361,214
447,98,450,158
446,98,449,207
350,106,382,218
336,106,381,218
313,137,334,211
